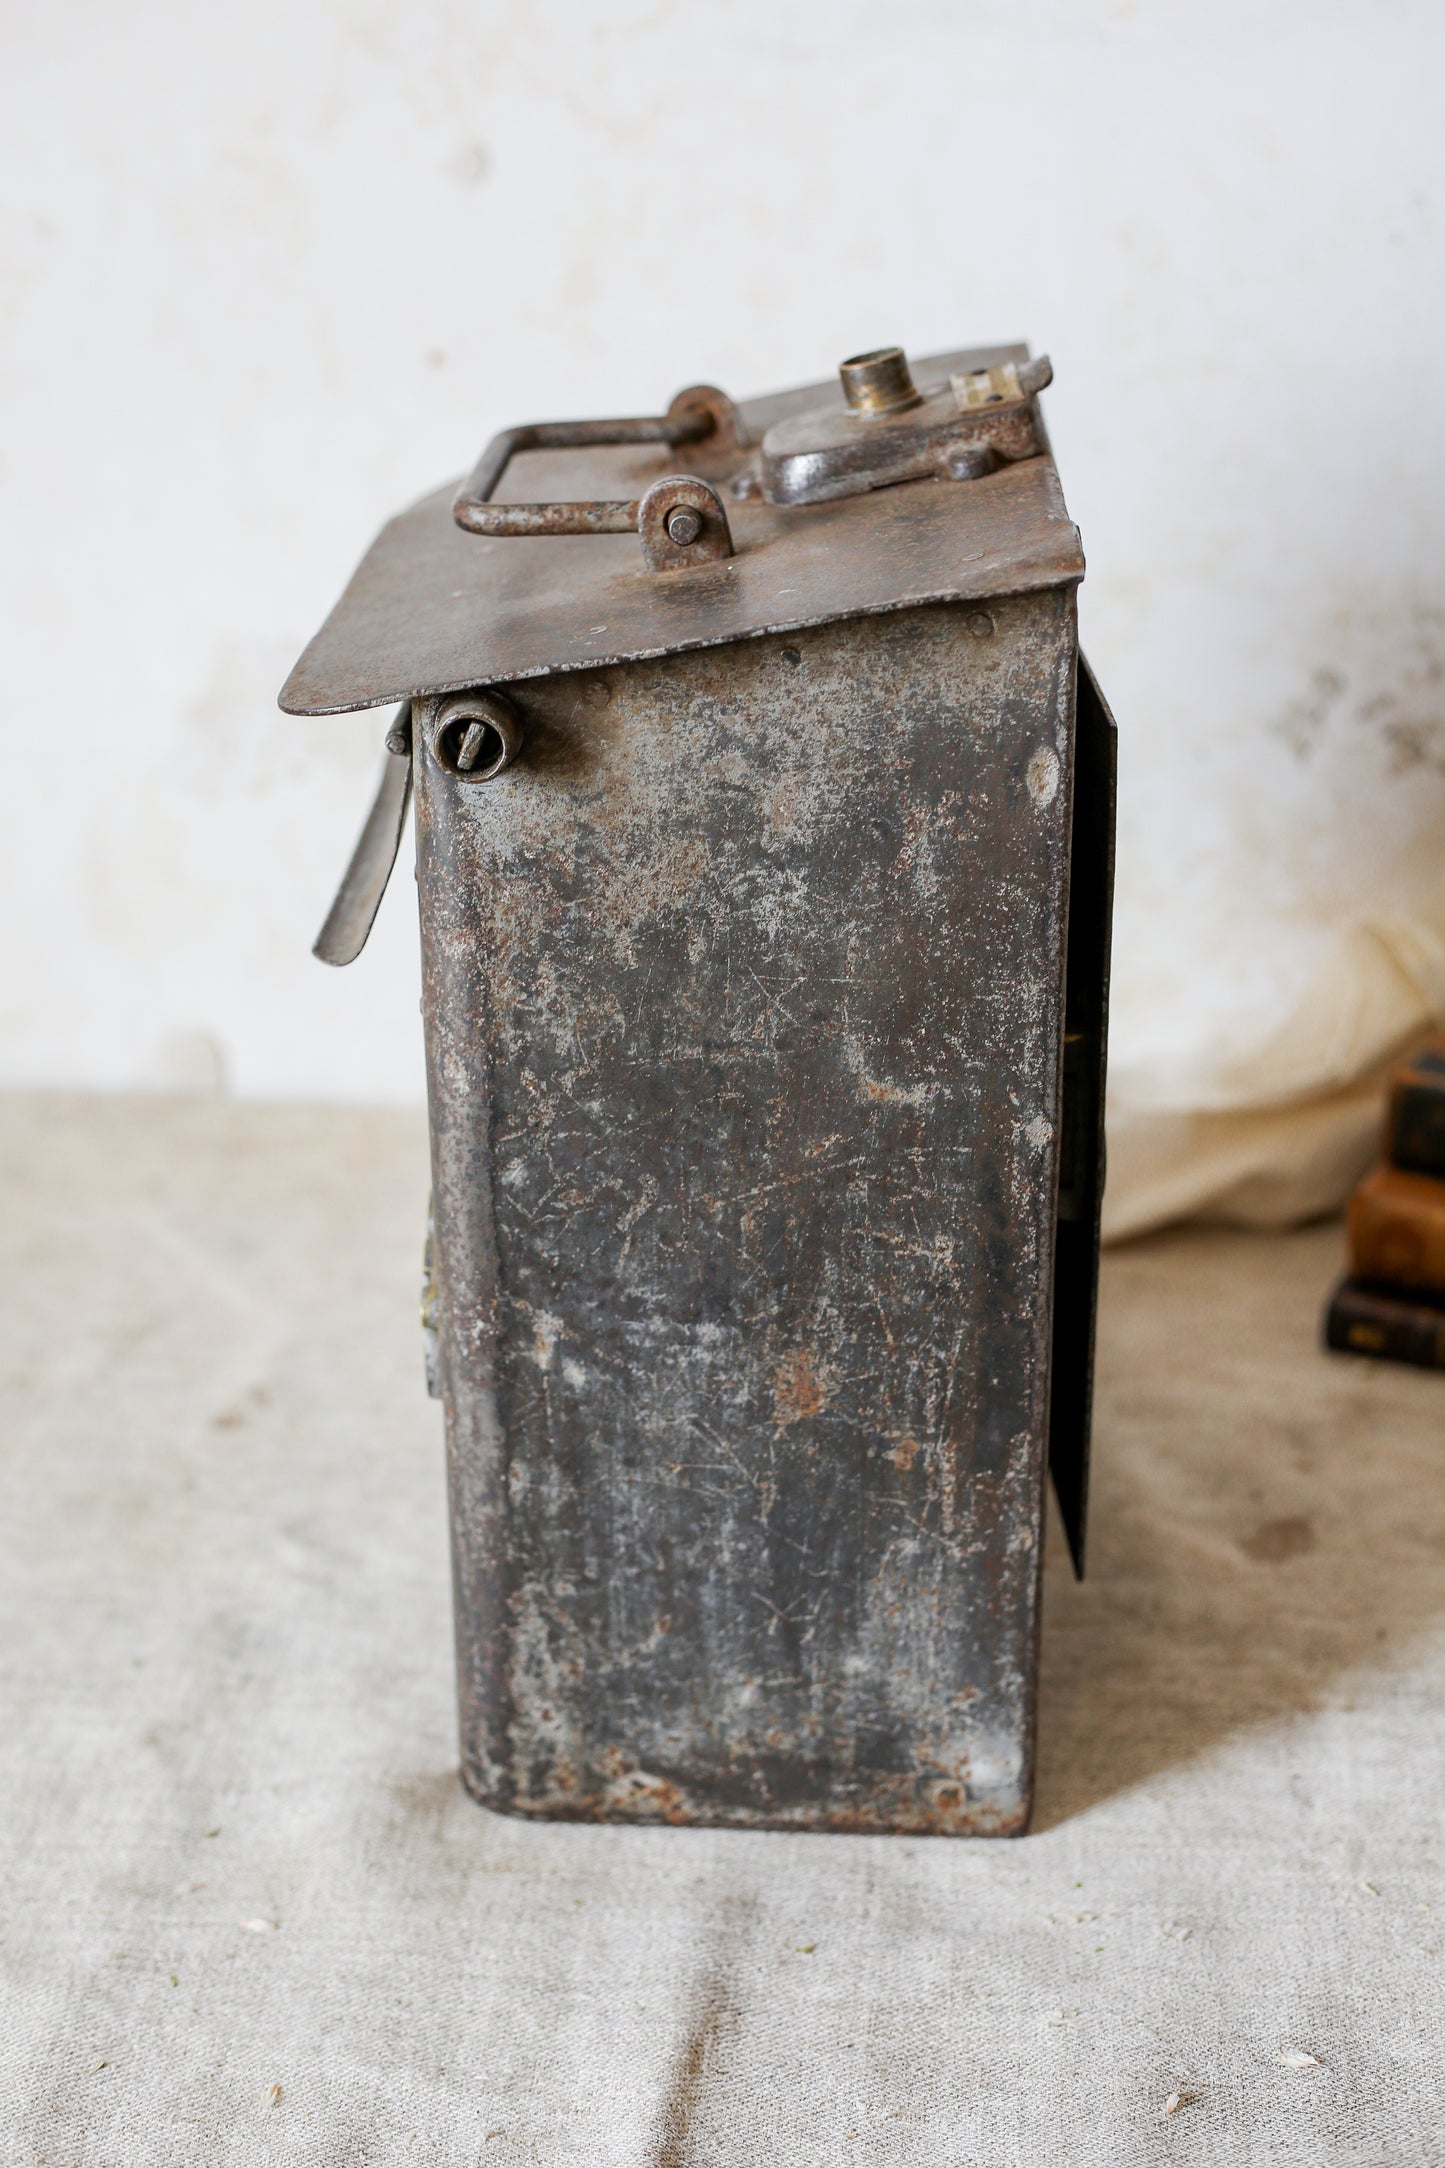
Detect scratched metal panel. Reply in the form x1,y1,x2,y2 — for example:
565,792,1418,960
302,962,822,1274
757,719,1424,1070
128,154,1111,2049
417,591,1077,1836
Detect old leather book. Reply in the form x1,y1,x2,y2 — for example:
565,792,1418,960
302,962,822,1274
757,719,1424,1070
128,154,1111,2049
1325,1277,1445,1370
1386,1036,1445,1180
1348,1164,1445,1293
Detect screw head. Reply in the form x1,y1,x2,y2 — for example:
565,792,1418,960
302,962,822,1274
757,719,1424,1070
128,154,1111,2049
666,505,703,547
430,689,523,781
454,720,490,771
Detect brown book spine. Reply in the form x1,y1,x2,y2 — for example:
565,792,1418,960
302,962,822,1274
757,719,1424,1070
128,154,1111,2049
1324,1278,1445,1370
1386,1036,1445,1178
1347,1164,1445,1295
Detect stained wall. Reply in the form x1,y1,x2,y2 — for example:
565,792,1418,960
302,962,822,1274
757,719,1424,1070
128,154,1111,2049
3,1,1441,1118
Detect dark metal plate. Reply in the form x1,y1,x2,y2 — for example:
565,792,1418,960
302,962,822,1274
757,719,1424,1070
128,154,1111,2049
1046,657,1117,1577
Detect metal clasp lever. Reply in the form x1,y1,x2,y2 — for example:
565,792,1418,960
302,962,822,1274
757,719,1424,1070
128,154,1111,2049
451,384,743,572
313,706,413,967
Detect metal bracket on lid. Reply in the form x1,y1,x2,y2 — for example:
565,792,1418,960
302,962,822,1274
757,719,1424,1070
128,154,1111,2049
752,346,1055,509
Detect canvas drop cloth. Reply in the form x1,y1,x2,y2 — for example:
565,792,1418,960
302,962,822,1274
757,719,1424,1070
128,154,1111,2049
1,1094,1442,2166
1105,877,1445,1241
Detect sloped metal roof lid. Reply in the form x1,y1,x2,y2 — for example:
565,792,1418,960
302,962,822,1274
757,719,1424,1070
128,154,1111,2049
280,344,1083,716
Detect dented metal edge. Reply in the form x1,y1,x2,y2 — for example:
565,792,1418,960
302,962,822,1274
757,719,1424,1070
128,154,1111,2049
279,564,1084,719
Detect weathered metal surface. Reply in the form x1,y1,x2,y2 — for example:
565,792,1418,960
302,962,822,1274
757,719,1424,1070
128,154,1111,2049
278,345,1081,717
311,705,412,967
285,331,1116,1836
416,593,1079,1835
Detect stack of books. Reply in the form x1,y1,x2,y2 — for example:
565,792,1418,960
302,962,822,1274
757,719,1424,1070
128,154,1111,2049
1326,1036,1445,1369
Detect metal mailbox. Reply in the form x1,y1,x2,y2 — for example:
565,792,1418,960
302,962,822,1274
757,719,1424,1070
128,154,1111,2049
281,341,1115,1836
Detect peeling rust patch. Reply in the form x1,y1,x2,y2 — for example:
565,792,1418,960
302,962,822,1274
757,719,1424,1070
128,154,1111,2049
771,1348,830,1428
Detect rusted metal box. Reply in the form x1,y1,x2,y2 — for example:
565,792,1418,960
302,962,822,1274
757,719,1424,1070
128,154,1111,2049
282,342,1115,1836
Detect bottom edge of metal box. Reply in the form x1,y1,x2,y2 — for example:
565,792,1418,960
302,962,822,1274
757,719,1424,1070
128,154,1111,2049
456,1758,1033,1839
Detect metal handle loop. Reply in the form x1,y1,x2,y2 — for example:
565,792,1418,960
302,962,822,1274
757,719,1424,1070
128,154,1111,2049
451,385,742,567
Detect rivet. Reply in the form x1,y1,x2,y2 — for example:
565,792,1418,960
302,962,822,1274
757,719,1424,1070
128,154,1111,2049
666,506,703,546
967,612,995,639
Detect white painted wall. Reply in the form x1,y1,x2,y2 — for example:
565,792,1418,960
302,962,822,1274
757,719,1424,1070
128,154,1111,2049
3,0,1443,1116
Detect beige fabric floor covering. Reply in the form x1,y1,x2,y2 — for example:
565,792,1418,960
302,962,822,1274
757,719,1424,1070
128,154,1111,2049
1105,877,1445,1242
2,1095,1442,2166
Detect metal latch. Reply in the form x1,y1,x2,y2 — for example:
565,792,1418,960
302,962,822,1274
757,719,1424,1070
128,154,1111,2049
751,347,1053,509
312,706,413,967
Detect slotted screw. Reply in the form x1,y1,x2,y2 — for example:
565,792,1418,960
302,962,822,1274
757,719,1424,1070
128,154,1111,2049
454,721,489,771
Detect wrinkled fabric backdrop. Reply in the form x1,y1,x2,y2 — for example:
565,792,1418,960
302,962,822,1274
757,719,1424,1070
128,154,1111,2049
3,0,1444,1237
